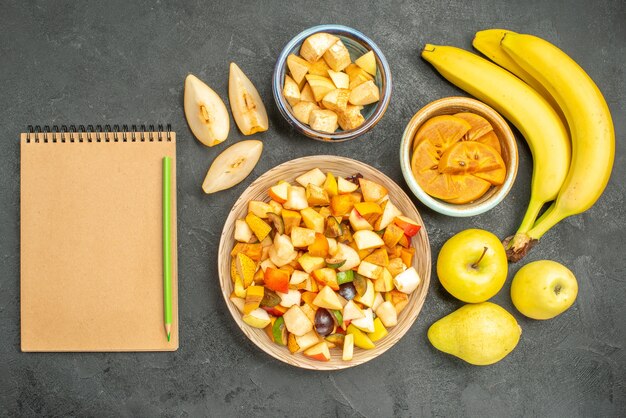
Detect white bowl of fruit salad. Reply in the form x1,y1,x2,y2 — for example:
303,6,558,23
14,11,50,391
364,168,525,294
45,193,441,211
218,156,431,370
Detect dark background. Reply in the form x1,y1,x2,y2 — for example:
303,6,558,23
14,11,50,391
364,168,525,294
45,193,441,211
1,0,624,416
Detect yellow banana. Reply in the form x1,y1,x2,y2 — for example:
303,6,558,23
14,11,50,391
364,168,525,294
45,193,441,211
472,29,566,124
421,45,570,233
501,33,615,260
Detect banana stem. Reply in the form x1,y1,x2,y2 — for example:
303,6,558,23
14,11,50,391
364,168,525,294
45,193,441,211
527,204,566,240
516,197,546,234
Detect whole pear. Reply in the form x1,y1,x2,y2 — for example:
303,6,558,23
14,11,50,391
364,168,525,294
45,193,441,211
427,302,521,365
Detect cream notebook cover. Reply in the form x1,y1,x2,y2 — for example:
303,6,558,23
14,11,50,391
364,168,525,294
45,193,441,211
20,126,178,351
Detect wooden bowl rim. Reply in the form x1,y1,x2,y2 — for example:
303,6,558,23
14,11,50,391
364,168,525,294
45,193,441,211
217,155,431,370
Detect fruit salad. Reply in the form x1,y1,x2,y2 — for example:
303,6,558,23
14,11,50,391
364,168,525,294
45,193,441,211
283,32,380,133
410,112,506,203
229,168,422,362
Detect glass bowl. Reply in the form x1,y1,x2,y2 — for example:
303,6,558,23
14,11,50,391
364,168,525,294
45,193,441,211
272,24,392,142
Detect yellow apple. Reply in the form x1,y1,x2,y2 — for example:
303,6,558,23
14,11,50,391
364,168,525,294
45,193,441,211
511,260,578,320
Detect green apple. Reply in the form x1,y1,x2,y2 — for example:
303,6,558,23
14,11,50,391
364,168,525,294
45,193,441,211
511,260,578,320
437,229,507,303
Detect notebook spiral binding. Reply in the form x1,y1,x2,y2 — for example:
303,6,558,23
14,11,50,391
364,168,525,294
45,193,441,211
25,124,173,143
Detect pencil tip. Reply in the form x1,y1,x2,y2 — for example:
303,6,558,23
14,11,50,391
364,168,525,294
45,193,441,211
167,332,171,342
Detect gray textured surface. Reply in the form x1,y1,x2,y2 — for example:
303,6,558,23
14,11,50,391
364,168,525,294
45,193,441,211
1,0,625,416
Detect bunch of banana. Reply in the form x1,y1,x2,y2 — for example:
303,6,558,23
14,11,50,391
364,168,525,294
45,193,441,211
421,32,615,262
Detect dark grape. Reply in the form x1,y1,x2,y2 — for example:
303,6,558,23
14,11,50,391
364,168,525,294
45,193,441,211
338,282,357,300
314,308,334,336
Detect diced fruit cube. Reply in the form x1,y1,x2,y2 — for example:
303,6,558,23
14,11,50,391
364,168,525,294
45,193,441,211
229,294,245,313
351,308,375,333
230,242,263,261
327,69,349,89
245,212,272,241
301,207,325,233
234,219,254,243
400,247,415,268
308,233,329,257
349,208,373,231
354,50,377,76
337,176,359,193
297,252,326,273
336,270,354,285
323,39,351,71
342,299,365,322
374,200,403,230
290,270,309,285
330,194,354,217
287,53,310,84
347,324,375,349
280,209,301,235
373,268,394,292
309,109,338,133
323,172,339,197
367,317,388,342
375,301,398,327
300,32,339,63
337,105,365,131
305,74,336,102
353,230,385,250
292,101,320,125
283,305,314,336
382,223,405,248
269,182,290,204
291,226,316,247
288,330,319,353
342,333,354,361
387,257,407,277
354,202,382,225
244,285,264,314
248,201,273,219
372,291,385,311
312,268,339,290
242,308,271,328
277,289,301,308
264,267,290,293
303,341,331,362
235,252,257,288
364,248,389,266
283,75,300,107
393,216,421,237
393,266,421,294
300,83,315,102
322,89,350,112
306,183,330,206
334,243,361,271
296,168,327,187
284,186,308,210
358,178,388,202
307,58,331,76
313,285,343,310
271,316,288,346
353,278,376,308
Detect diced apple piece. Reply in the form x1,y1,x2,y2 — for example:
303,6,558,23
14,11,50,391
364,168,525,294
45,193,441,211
354,50,377,76
269,182,290,204
358,178,388,202
349,208,373,232
393,216,421,237
323,39,351,71
322,89,350,112
357,260,384,280
298,252,326,273
393,266,421,294
353,230,385,250
287,54,310,84
347,324,375,349
300,32,339,63
284,185,308,210
301,207,325,234
354,202,382,225
313,285,343,310
367,317,388,342
327,237,338,256
374,267,394,292
184,74,230,147
303,341,331,362
300,83,315,102
309,109,338,134
372,291,385,311
242,307,271,328
277,289,301,308
283,75,300,107
269,234,297,266
283,305,314,336
342,333,354,361
335,243,361,271
375,301,398,327
290,270,309,285
291,227,317,248
288,330,319,353
353,278,376,308
337,105,365,131
296,168,327,187
375,200,403,230
281,209,302,235
327,69,350,89
349,80,380,106
229,62,268,135
229,294,245,313
337,177,359,194
305,74,336,102
342,300,365,322
259,258,276,272
248,201,273,219
292,101,320,125
307,58,331,76
234,219,254,243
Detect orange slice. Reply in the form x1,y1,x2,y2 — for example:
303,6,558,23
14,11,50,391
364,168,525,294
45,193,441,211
454,112,502,154
412,115,471,151
411,139,460,200
443,174,491,204
439,141,506,178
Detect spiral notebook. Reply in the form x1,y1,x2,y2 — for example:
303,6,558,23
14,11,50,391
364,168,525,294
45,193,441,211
20,125,178,352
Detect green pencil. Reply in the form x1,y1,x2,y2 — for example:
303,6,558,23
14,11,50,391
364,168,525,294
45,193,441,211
163,156,172,341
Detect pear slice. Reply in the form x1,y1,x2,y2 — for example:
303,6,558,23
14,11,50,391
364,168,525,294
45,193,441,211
287,54,310,85
305,75,336,102
349,80,380,106
321,89,350,112
229,62,269,135
307,59,331,77
345,63,373,89
184,74,230,147
202,140,263,194
327,69,349,89
283,75,300,107
337,105,365,130
355,51,377,76
300,32,339,63
309,109,338,133
300,83,316,102
323,39,351,72
291,101,320,125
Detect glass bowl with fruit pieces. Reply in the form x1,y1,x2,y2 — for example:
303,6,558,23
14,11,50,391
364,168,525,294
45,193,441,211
400,96,518,217
272,25,392,142
217,156,431,370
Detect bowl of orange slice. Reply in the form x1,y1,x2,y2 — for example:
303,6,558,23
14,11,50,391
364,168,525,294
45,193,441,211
400,97,518,217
